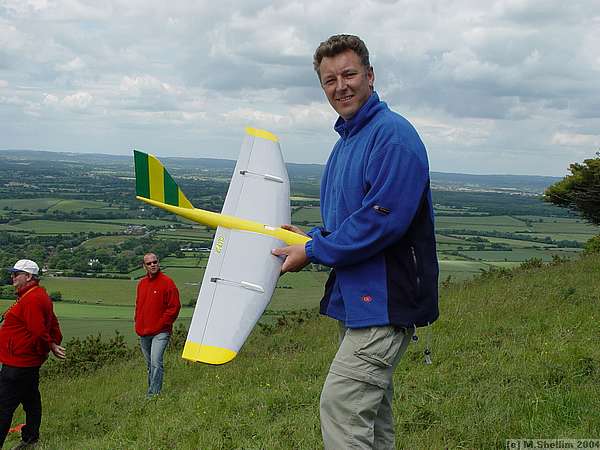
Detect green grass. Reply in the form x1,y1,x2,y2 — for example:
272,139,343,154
80,235,134,249
459,235,556,248
160,256,207,267
0,198,108,212
436,215,528,228
0,198,63,210
462,248,580,262
529,221,598,234
95,219,178,226
292,206,322,223
0,299,194,344
42,270,203,307
55,316,193,345
31,268,326,332
41,277,137,305
7,254,599,449
271,271,329,310
47,199,108,212
436,234,470,244
0,220,125,234
290,196,320,202
156,229,214,241
520,232,597,243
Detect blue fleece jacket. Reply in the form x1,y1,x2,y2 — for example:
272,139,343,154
305,92,439,328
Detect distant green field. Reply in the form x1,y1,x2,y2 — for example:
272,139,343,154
2,269,327,341
529,220,598,234
461,247,580,262
96,218,176,226
453,235,556,248
436,215,529,232
438,260,521,281
435,216,599,244
42,268,206,307
292,207,322,223
56,316,193,344
290,196,320,202
80,235,134,248
156,227,214,239
47,199,108,212
160,256,207,267
516,232,596,243
0,198,109,212
0,220,125,234
438,215,526,226
436,234,470,244
0,198,62,210
271,271,329,311
42,277,137,305
0,300,194,343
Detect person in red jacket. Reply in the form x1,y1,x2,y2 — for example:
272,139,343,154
135,253,180,397
0,259,65,450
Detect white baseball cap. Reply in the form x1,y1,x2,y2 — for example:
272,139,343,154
8,259,40,276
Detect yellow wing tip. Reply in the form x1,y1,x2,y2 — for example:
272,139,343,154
245,127,279,142
182,341,237,365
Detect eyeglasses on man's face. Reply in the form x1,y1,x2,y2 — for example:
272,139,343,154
11,271,28,278
145,261,159,266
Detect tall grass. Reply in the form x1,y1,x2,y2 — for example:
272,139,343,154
6,255,600,449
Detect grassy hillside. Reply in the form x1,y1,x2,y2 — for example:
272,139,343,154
6,255,600,449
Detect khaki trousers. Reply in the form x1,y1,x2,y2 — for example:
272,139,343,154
320,322,413,450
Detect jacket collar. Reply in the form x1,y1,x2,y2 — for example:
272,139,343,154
17,279,39,297
334,91,383,139
146,270,162,281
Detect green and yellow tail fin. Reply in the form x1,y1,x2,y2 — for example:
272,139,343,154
133,150,193,209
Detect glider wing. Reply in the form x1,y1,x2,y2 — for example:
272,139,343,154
133,128,306,365
182,128,290,364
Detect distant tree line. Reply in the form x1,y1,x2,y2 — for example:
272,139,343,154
438,229,582,248
432,191,574,217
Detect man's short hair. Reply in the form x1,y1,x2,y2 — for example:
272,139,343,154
313,34,370,79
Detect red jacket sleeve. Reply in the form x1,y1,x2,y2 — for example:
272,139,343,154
22,293,55,355
49,312,62,345
159,281,181,329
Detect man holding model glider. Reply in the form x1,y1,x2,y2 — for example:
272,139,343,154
273,34,439,449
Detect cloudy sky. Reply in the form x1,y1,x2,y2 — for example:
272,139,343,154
1,0,599,176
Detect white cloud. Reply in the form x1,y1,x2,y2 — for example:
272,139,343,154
551,132,600,147
40,91,92,111
119,75,176,96
63,91,93,109
55,57,85,72
1,0,599,174
221,108,289,127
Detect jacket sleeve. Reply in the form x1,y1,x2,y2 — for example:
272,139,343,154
134,281,142,324
49,312,63,345
160,281,181,328
22,297,54,355
306,226,324,237
306,142,429,268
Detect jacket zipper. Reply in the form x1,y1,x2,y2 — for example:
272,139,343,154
410,246,421,291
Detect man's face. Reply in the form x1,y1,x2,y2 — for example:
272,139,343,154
11,271,32,290
319,49,374,121
143,254,160,277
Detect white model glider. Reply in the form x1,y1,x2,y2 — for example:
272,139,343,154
133,128,309,365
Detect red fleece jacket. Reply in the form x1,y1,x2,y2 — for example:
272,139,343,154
135,271,181,336
0,282,63,368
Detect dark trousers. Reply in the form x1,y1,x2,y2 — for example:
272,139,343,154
0,364,41,448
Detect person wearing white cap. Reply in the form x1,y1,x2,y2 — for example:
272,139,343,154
0,259,65,449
